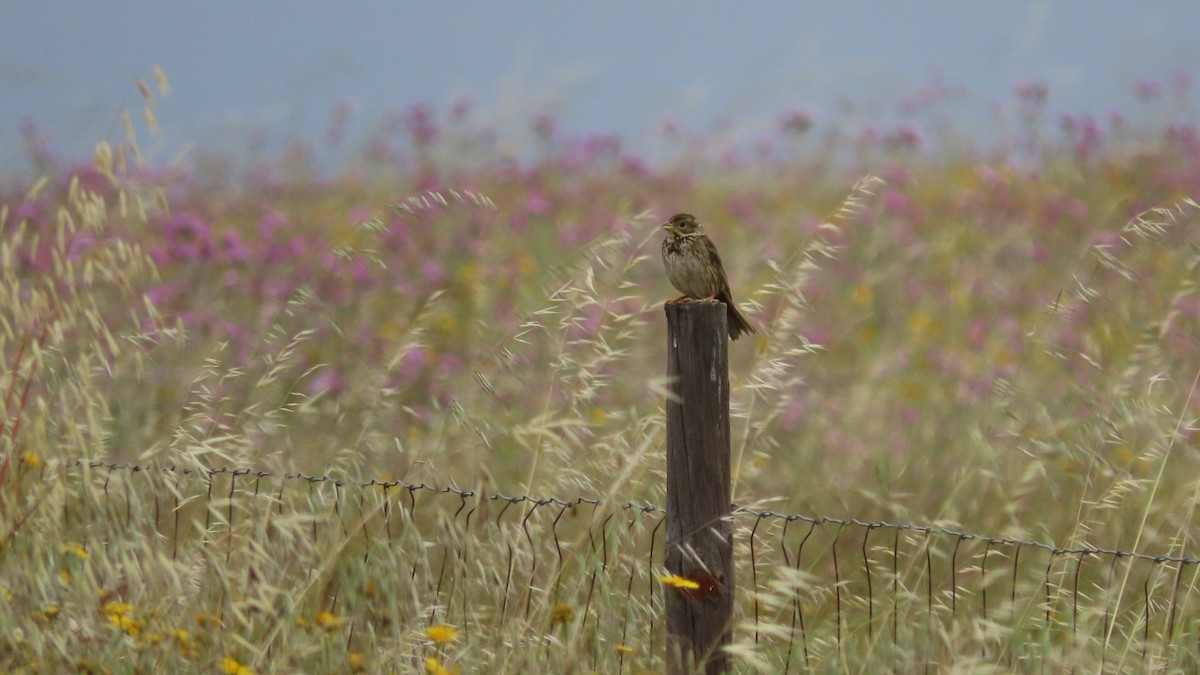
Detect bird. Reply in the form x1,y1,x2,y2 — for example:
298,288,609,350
660,212,756,340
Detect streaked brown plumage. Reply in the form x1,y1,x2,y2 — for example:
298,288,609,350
660,213,756,340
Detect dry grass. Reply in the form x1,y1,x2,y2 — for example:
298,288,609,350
2,72,1200,672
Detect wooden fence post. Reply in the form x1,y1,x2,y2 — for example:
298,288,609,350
664,301,734,674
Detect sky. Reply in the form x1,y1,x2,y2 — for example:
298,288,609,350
2,2,1199,170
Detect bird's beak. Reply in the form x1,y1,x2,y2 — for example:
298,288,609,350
661,222,673,233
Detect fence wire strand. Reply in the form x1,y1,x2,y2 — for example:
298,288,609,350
30,459,1200,670
70,460,1200,566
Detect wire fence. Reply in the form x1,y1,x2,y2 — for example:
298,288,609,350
26,460,1200,671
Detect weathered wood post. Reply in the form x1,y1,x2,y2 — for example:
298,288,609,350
664,301,734,674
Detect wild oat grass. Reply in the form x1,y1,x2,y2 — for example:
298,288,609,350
2,71,1199,672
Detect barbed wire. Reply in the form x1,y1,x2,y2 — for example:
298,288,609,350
739,508,1200,566
65,459,1200,567
67,459,660,515
33,458,1200,670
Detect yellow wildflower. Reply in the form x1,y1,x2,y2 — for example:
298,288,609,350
195,612,223,628
220,657,255,675
172,628,198,657
658,574,700,590
425,657,458,675
852,283,873,304
615,644,636,655
347,651,366,673
34,605,61,626
103,602,141,636
104,602,134,617
425,623,457,645
21,452,42,469
141,630,165,646
315,610,344,632
110,613,142,636
517,254,534,276
61,543,88,560
550,603,575,626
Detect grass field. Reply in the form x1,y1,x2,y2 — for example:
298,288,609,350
2,72,1199,672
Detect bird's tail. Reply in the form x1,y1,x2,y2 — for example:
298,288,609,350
726,302,756,341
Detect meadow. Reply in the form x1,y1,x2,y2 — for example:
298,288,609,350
1,70,1199,672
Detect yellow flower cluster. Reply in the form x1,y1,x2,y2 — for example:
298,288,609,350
221,657,255,675
425,624,457,644
315,610,344,632
425,657,458,675
104,602,142,637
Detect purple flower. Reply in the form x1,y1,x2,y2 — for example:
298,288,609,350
263,279,295,302
307,367,346,396
1136,79,1163,102
780,395,808,432
257,209,288,240
963,377,994,403
555,222,589,248
524,190,550,215
580,134,620,160
727,192,760,221
220,230,250,263
438,353,464,375
1015,81,1049,120
1176,295,1200,317
1015,81,1048,104
450,95,473,120
967,318,989,350
801,325,830,347
420,260,446,283
883,189,919,220
64,165,114,194
884,124,922,151
976,165,1007,189
365,139,396,163
348,206,374,225
779,108,814,135
66,232,97,261
1166,123,1200,154
163,212,215,262
7,199,46,228
397,346,429,382
533,113,556,140
145,283,175,307
1059,114,1103,161
405,103,439,146
578,304,604,334
620,154,649,176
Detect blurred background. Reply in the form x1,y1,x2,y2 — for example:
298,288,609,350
3,1,1199,171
